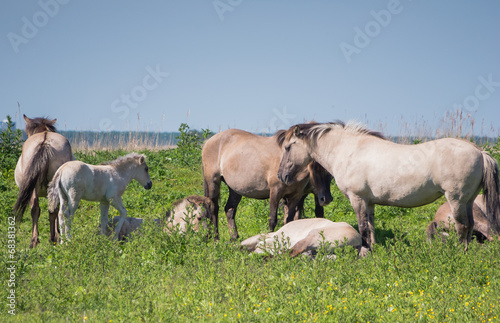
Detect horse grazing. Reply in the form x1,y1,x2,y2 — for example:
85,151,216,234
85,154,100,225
427,195,500,242
202,128,333,240
277,121,500,256
14,115,74,248
241,218,361,258
47,153,152,240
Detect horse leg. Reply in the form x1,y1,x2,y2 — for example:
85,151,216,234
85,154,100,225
111,196,127,240
294,195,307,221
285,195,301,224
49,205,60,244
446,196,474,249
314,195,325,218
100,201,111,235
224,188,242,241
204,177,221,240
63,192,80,240
269,187,283,232
349,195,374,257
29,191,40,248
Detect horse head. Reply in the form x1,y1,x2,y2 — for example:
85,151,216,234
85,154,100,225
277,125,313,185
24,114,57,136
134,154,153,190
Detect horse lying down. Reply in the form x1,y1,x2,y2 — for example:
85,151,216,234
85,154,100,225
241,218,361,258
109,195,212,240
427,195,500,242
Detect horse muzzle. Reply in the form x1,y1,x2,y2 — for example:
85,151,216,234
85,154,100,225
144,181,153,190
278,172,292,185
318,193,333,206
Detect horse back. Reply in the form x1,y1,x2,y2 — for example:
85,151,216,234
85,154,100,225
202,129,284,197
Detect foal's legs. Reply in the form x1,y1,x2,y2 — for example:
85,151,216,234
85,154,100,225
349,195,375,257
225,188,242,240
29,191,40,248
111,196,127,239
59,190,80,240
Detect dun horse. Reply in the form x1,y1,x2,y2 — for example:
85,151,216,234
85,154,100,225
48,153,152,239
14,115,74,248
277,121,500,256
202,128,333,240
109,195,212,240
241,218,361,258
427,195,500,242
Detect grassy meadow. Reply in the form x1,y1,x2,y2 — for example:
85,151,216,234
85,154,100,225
1,122,500,322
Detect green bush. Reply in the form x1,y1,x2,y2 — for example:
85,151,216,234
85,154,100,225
172,123,213,167
0,115,23,171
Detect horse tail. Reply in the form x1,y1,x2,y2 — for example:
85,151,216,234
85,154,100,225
47,168,62,213
481,151,500,233
13,138,52,223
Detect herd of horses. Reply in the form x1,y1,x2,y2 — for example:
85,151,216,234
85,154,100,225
13,115,500,257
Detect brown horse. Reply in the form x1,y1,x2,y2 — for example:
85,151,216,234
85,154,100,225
427,195,500,242
202,128,333,240
14,115,74,248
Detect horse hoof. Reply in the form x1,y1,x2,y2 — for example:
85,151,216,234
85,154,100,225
359,247,371,257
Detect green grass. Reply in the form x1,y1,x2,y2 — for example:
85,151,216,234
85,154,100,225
1,147,500,322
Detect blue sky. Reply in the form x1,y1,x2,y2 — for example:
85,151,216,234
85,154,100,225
1,1,499,136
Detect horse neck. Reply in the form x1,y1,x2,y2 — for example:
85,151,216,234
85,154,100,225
308,130,345,176
112,163,136,186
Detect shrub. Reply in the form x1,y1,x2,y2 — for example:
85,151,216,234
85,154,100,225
172,123,213,167
0,115,23,171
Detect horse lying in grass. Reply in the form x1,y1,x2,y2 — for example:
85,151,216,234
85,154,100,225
277,121,500,256
14,115,74,247
109,195,212,240
241,218,361,258
427,195,500,242
202,128,333,241
48,153,152,240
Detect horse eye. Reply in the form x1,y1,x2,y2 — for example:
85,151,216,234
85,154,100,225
145,166,149,172
285,145,291,151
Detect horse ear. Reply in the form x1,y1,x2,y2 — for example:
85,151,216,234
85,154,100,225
293,125,301,137
139,155,145,164
23,114,31,123
49,118,57,125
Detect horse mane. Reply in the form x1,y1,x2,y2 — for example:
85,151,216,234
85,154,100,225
102,153,145,168
277,121,385,146
25,116,57,136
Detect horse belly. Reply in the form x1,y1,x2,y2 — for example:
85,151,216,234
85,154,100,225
372,186,443,208
224,177,271,199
